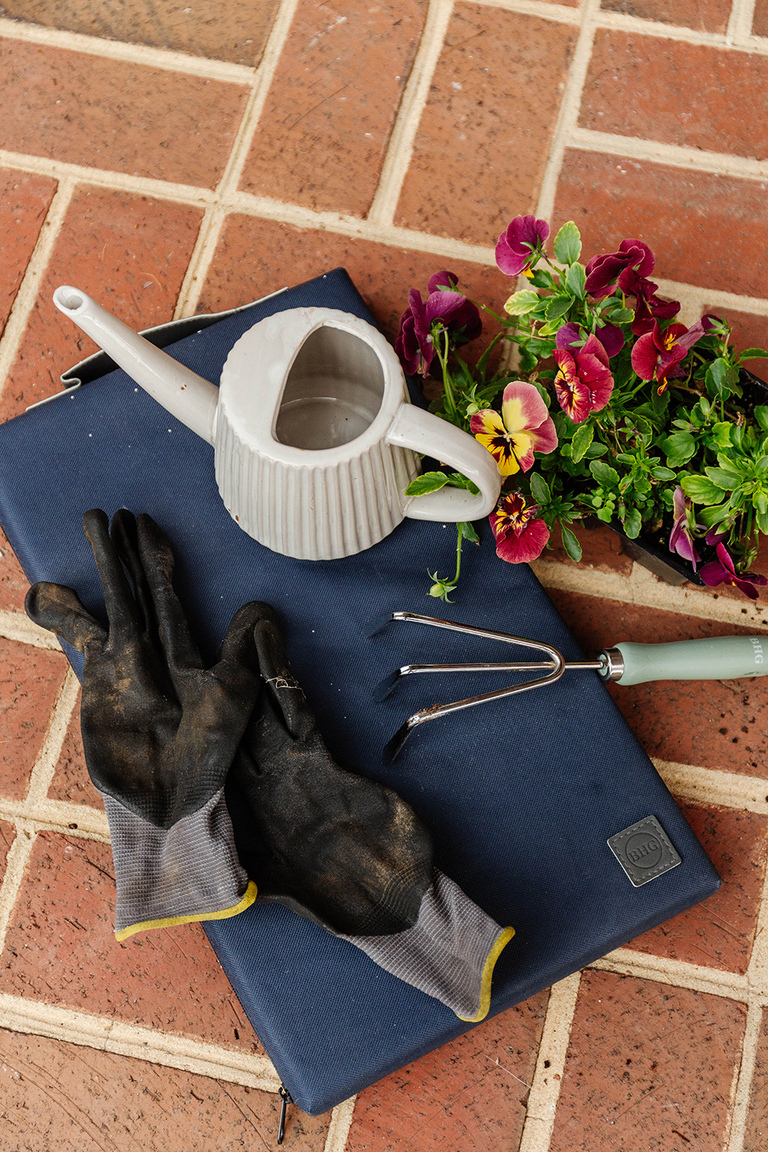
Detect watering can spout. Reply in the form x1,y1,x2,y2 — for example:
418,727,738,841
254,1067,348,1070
52,286,219,445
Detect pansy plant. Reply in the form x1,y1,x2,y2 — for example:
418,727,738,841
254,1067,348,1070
396,216,768,600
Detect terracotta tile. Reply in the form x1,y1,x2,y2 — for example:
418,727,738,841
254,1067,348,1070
546,518,633,576
0,168,57,339
0,1027,330,1151
47,693,104,811
240,0,428,217
0,524,32,614
755,1,768,37
198,212,504,347
745,1006,768,1149
544,590,768,778
346,991,548,1152
0,638,69,802
0,820,15,882
0,38,248,186
600,0,731,34
1,185,203,418
0,831,265,1055
550,970,746,1151
553,150,768,299
582,31,768,161
394,6,577,244
0,0,281,67
628,802,767,973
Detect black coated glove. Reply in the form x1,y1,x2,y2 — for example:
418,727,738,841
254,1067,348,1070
226,603,514,1020
25,509,261,940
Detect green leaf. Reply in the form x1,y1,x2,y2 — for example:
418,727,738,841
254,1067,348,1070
704,466,741,491
405,471,449,497
711,421,733,449
459,520,480,544
699,503,730,528
528,269,554,290
754,405,768,432
651,466,676,480
622,506,642,539
756,456,768,477
682,474,729,504
662,431,697,466
545,295,572,322
606,306,634,324
738,348,768,361
585,442,608,458
529,472,551,505
503,289,540,316
553,220,582,265
757,509,768,535
559,522,582,562
565,262,586,300
589,459,620,487
571,420,594,463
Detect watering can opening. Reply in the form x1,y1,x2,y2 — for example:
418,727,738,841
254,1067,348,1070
274,324,386,452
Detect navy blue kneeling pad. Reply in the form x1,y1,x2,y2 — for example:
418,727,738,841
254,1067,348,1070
0,269,720,1114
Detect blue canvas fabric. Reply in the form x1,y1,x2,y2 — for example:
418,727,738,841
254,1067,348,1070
0,269,719,1114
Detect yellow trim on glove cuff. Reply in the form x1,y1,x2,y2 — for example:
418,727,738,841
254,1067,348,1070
455,925,515,1023
114,880,258,941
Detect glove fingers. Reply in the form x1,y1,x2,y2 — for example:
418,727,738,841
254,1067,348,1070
251,605,314,741
109,509,157,639
25,581,106,651
83,509,139,639
135,513,203,673
217,601,268,674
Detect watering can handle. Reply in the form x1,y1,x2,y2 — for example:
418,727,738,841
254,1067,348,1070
386,404,501,524
607,636,768,686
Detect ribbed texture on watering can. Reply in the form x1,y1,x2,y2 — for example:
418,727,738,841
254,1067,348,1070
213,421,422,560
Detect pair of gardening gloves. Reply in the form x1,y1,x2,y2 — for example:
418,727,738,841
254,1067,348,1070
25,509,513,1022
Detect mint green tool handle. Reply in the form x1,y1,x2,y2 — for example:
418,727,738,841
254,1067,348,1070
614,636,768,687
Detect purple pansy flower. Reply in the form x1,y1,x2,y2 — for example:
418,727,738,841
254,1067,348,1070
556,321,624,359
700,543,768,600
669,487,700,571
585,239,655,298
495,216,550,278
395,271,482,376
553,334,614,423
630,318,716,393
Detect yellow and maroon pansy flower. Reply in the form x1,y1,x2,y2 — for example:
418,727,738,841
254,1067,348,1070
490,490,550,564
470,381,558,476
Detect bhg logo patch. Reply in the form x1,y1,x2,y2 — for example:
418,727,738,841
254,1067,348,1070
608,816,681,887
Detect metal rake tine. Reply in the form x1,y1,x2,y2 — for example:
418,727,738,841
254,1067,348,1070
375,659,561,699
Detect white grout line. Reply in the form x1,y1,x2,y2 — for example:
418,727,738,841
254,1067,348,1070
569,126,768,182
0,16,257,82
0,178,75,400
0,820,36,956
535,0,602,223
744,840,768,994
0,149,214,205
367,0,455,227
517,973,581,1152
462,0,580,25
0,993,282,1091
0,609,63,650
175,0,302,316
23,668,81,807
591,948,751,1000
725,1001,763,1152
597,7,768,54
532,557,768,628
323,1096,357,1152
728,0,759,44
654,759,768,816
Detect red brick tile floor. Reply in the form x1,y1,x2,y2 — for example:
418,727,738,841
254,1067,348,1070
1,1,768,1149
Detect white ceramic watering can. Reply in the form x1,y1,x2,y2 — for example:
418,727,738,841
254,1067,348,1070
53,288,501,561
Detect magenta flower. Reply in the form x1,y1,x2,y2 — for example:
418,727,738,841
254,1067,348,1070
556,321,624,359
553,334,614,423
700,543,768,600
395,272,482,376
585,239,655,298
669,487,700,571
630,318,713,392
470,381,558,475
619,265,681,336
496,216,550,278
490,490,550,564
